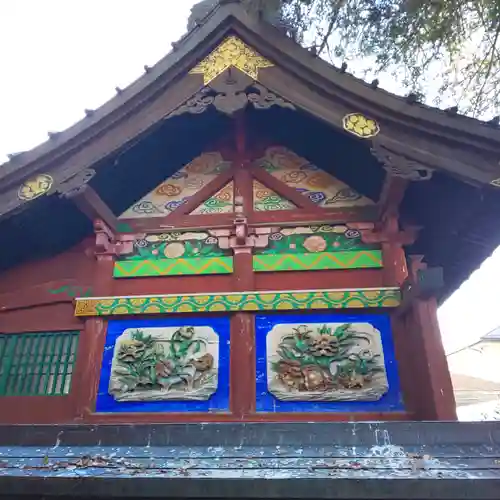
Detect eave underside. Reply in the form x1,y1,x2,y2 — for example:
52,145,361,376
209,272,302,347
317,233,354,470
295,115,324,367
1,104,500,301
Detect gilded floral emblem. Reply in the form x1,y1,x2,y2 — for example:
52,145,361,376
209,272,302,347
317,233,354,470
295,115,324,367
189,36,274,85
18,173,53,201
342,113,380,139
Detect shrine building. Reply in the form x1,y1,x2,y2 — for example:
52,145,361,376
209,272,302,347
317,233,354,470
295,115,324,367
0,1,500,498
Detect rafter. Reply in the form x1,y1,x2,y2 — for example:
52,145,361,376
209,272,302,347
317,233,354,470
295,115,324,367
249,165,322,212
63,184,119,231
163,166,236,221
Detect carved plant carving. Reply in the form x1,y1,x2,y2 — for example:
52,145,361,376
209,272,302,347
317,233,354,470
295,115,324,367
109,326,219,402
267,323,389,402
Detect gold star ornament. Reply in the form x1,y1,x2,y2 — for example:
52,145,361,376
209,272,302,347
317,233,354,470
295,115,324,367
189,36,274,85
18,173,54,201
343,113,380,139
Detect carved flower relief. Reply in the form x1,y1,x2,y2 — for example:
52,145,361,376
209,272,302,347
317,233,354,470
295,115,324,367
277,360,304,390
303,235,327,253
156,359,176,378
192,353,214,372
302,365,332,391
308,335,339,357
276,360,331,392
117,340,145,362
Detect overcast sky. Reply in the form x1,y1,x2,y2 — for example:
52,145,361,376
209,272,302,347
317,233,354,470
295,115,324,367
1,0,499,353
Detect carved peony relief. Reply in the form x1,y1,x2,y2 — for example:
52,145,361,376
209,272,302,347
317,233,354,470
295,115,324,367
109,326,218,402
266,322,389,402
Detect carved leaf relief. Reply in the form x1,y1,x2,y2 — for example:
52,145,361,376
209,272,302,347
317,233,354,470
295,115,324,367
266,322,389,402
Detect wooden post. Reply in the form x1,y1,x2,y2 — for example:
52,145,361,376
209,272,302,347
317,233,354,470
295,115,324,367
229,113,256,418
73,223,116,421
403,257,457,420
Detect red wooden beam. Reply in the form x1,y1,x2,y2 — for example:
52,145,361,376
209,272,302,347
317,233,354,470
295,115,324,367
249,165,322,212
164,166,236,220
65,185,119,232
251,206,378,225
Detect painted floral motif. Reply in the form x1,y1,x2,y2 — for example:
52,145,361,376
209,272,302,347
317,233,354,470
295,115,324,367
120,152,232,219
253,180,295,211
109,327,219,401
256,225,379,255
191,181,234,214
267,323,388,401
121,230,228,261
258,147,373,208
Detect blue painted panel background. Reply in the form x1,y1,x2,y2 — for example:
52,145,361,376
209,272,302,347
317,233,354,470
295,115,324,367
96,317,230,413
255,313,403,413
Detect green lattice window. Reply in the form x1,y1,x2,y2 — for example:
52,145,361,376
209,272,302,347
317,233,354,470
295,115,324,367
0,331,79,396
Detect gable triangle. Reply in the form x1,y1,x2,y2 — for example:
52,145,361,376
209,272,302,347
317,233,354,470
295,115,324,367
120,152,231,219
258,146,373,208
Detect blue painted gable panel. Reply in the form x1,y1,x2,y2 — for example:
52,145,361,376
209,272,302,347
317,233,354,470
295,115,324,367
255,313,404,412
96,317,230,413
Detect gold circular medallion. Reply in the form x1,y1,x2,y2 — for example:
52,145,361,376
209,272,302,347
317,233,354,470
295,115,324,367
342,113,380,139
18,174,53,201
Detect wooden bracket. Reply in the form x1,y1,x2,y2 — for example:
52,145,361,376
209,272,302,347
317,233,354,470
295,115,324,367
396,256,444,316
60,178,119,233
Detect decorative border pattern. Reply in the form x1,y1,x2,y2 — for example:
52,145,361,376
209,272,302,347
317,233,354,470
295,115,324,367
113,257,233,278
253,251,383,272
74,288,401,317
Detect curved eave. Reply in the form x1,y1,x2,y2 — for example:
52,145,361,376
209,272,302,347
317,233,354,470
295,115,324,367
0,3,235,189
2,2,500,221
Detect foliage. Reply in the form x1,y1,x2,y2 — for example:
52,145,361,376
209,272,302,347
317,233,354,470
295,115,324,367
112,328,213,394
279,0,500,117
272,323,383,390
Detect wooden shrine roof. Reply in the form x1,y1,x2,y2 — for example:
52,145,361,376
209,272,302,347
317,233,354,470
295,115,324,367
0,422,499,499
1,0,500,300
